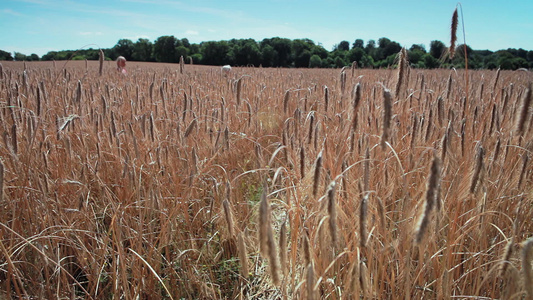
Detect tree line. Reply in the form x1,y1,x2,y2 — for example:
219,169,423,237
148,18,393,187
1,36,532,70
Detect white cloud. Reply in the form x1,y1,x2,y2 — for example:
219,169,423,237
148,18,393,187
185,30,198,35
1,9,23,16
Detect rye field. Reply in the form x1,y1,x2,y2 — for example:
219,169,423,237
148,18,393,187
0,60,532,299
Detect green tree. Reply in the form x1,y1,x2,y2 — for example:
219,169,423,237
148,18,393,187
175,46,189,61
83,49,100,60
233,39,261,66
29,53,40,61
352,39,364,49
348,47,365,65
269,37,292,67
323,57,335,68
512,57,529,69
0,50,13,60
181,38,191,48
498,52,514,70
132,38,153,61
334,56,346,68
423,54,439,69
294,50,311,68
451,44,473,67
260,44,277,67
361,55,374,68
190,53,202,64
366,40,376,52
429,40,446,59
408,49,425,65
375,37,401,62
201,41,231,65
311,45,328,59
112,39,134,60
527,51,533,64
154,36,178,62
483,53,499,69
14,52,27,61
292,39,315,68
409,44,426,52
308,55,322,68
41,51,56,61
329,48,347,66
189,44,200,55
336,40,350,51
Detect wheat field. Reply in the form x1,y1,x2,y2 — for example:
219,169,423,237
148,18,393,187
0,59,531,299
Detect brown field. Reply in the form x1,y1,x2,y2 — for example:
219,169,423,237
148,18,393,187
0,60,532,299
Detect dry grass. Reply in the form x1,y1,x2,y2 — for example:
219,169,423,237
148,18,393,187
0,59,532,299
449,8,459,59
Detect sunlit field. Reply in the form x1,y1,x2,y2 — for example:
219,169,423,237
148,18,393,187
0,60,531,299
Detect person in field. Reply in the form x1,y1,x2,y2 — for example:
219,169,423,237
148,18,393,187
222,65,231,76
116,56,127,74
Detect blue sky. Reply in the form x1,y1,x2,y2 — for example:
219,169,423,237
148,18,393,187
1,0,532,57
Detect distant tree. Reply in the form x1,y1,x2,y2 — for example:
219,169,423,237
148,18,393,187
181,38,191,48
378,37,392,49
366,40,376,51
494,50,527,70
260,43,277,67
334,56,346,68
132,38,153,61
527,50,533,63
292,39,313,55
376,37,401,61
429,40,446,59
14,52,27,61
384,42,402,59
11,34,527,69
512,57,529,69
361,55,374,68
153,36,178,62
409,44,426,52
294,50,311,68
84,49,100,60
336,40,350,51
309,54,322,68
456,44,472,57
190,53,202,64
233,39,261,66
0,50,13,60
329,47,348,67
112,39,134,60
189,44,200,55
451,44,473,67
175,46,189,61
311,45,328,59
292,39,314,68
323,57,335,68
352,39,364,49
497,51,515,70
41,51,55,61
348,47,365,65
408,48,425,65
423,53,439,69
269,37,293,67
201,41,231,65
376,54,397,68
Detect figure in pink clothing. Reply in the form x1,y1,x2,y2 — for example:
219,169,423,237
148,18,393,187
116,56,127,74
